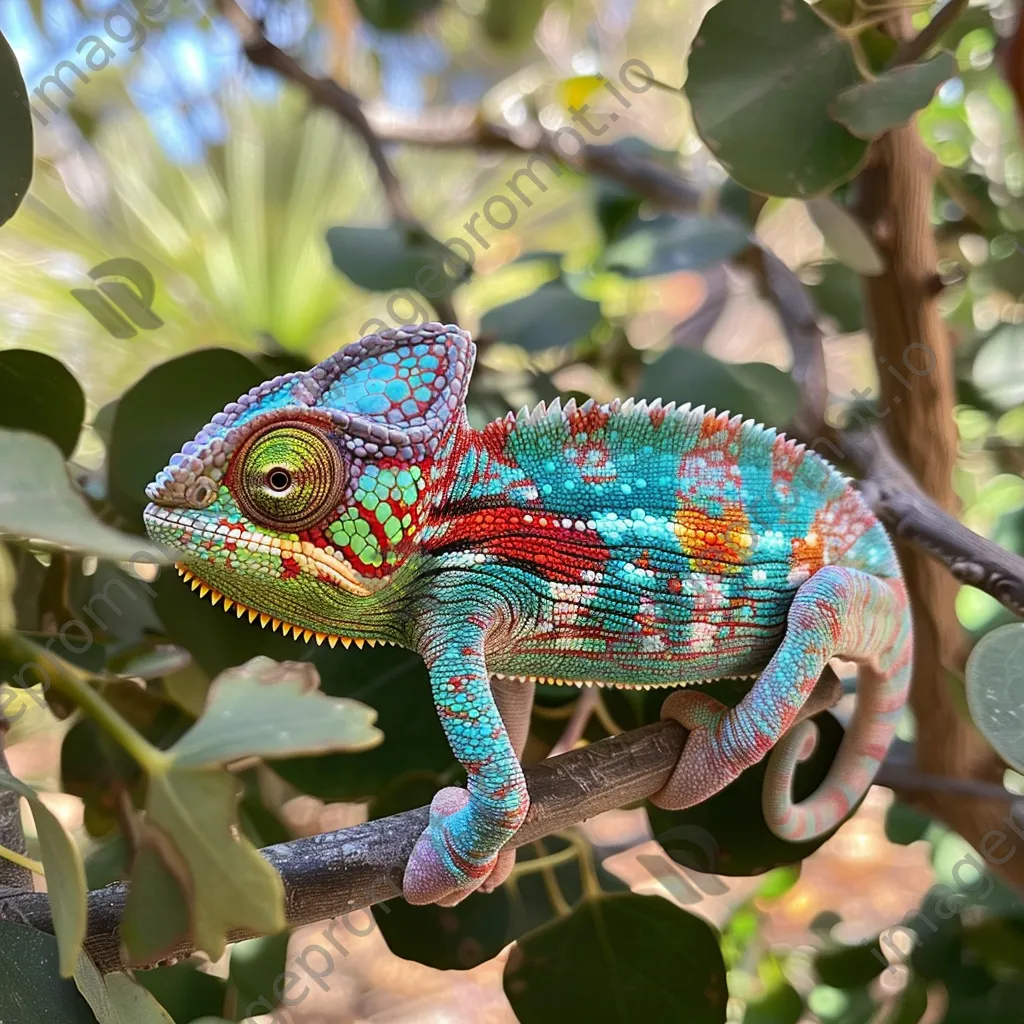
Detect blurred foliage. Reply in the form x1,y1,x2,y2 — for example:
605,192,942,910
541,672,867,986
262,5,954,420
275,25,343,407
0,0,1023,1021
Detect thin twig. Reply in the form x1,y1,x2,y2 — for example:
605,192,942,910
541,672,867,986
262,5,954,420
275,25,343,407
548,687,600,756
889,0,969,67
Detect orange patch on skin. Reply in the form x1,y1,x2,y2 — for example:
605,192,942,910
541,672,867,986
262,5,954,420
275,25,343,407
790,531,825,578
673,504,751,571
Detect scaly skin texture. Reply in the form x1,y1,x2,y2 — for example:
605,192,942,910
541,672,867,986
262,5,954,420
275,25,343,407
144,323,913,905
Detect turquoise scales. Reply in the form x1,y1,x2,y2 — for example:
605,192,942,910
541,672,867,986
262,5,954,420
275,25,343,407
144,323,913,906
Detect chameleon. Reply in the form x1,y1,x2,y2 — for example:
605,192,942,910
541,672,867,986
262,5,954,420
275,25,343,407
144,322,913,906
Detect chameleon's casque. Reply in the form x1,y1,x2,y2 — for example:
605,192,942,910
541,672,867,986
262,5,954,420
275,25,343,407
145,323,912,906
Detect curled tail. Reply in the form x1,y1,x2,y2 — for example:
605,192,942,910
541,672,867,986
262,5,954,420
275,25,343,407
761,552,913,842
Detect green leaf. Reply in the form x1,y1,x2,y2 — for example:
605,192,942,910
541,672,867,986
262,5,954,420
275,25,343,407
168,656,381,767
742,982,803,1024
0,350,86,457
133,962,228,1024
832,53,957,140
0,430,166,561
885,801,932,846
638,349,798,429
971,324,1024,411
353,0,441,31
605,214,749,278
128,769,286,963
326,224,461,296
481,280,603,352
76,958,176,1024
373,889,514,971
686,0,867,197
0,766,87,977
152,572,451,801
228,932,290,1020
806,262,864,333
108,350,269,527
121,655,375,963
483,0,547,47
815,939,886,989
503,893,727,1022
965,622,1024,774
121,844,192,965
646,695,847,876
890,975,928,1024
270,647,453,801
0,29,33,227
805,198,884,276
0,920,98,1022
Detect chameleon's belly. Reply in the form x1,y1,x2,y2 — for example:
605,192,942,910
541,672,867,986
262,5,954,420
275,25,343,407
487,555,797,687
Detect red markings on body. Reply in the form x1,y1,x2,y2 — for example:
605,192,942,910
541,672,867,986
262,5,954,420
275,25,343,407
280,556,301,580
568,405,610,435
425,506,610,584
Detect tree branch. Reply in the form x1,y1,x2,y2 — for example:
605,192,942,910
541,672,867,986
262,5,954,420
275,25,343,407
889,0,969,68
1,716,1008,975
0,721,687,973
845,427,1024,617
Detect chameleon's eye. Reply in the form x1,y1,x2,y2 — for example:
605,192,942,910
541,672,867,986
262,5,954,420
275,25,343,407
234,422,344,531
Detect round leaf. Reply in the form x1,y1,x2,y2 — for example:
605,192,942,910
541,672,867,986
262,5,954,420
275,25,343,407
108,349,268,526
805,197,885,276
484,0,547,48
686,0,867,197
971,325,1024,411
0,920,98,1022
326,224,460,295
481,280,603,352
503,893,727,1022
965,622,1024,774
605,214,750,278
0,350,86,457
806,261,864,333
353,0,440,31
0,29,33,227
832,53,957,140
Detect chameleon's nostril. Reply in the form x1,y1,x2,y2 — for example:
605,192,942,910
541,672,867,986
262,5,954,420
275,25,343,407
186,475,217,509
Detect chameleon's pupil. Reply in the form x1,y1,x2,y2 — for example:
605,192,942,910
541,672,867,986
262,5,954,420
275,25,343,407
267,468,291,492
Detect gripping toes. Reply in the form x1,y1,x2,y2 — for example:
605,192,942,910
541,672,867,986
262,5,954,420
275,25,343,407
650,690,757,811
402,787,520,905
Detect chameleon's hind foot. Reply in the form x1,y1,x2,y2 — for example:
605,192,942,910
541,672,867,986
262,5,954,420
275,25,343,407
403,787,512,905
649,691,753,811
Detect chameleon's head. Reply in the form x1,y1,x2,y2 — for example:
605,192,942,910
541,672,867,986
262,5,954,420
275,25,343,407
143,323,474,644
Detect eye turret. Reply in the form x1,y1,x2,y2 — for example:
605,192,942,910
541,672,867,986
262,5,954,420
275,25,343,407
233,421,345,531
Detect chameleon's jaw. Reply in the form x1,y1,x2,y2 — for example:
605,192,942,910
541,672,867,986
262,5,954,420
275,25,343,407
173,561,388,650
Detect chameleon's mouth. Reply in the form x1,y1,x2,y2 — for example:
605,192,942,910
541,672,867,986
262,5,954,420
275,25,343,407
173,562,387,650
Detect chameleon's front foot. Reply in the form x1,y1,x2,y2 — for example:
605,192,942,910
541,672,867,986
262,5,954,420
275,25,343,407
403,787,519,905
650,691,763,811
